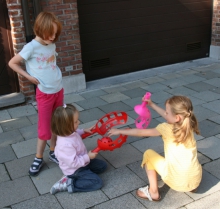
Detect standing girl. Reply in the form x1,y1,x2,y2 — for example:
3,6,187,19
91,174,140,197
50,104,107,195
108,95,202,201
9,12,63,176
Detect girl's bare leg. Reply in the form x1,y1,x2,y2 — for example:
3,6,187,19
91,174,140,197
36,138,47,158
50,134,57,150
137,164,160,200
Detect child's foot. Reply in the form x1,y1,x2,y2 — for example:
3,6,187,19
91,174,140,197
50,175,68,195
29,157,44,176
49,151,59,164
136,185,161,201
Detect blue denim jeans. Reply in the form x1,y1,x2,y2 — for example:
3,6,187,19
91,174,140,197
67,159,107,193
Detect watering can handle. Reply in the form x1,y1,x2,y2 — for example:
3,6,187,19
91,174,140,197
143,92,151,105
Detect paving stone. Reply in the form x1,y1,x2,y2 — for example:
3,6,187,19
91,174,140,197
0,164,10,183
11,194,62,209
203,78,220,87
100,166,145,199
100,144,142,168
12,138,49,158
141,76,165,84
0,176,39,208
186,169,220,200
0,110,11,121
0,145,16,163
131,136,164,154
191,90,220,102
0,117,32,132
203,158,220,179
177,69,197,75
195,71,220,79
19,124,38,140
194,134,203,141
187,96,206,106
78,120,98,130
192,64,219,72
159,73,182,80
209,115,220,124
184,81,216,92
121,80,147,90
141,83,169,93
102,85,127,93
71,102,84,111
27,113,38,124
98,101,132,113
197,136,220,160
121,88,147,99
127,160,148,183
202,100,220,114
122,97,142,108
132,182,193,209
197,152,211,165
185,191,220,209
100,92,130,103
56,190,108,209
180,74,206,83
0,130,24,148
31,166,63,195
193,106,217,122
199,120,220,138
150,91,173,104
126,110,138,120
160,77,190,88
75,97,107,109
79,108,106,123
93,193,146,209
210,86,220,94
79,89,107,99
64,93,85,103
5,154,48,180
7,105,37,118
0,125,2,133
165,86,198,96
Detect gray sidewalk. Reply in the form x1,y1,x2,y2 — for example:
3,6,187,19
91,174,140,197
1,58,220,209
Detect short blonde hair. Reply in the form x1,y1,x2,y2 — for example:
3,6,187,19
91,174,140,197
34,11,62,42
166,95,200,144
51,104,78,136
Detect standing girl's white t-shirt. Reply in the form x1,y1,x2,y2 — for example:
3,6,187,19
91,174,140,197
19,39,62,94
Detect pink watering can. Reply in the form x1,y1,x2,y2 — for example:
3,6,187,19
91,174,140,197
134,92,152,129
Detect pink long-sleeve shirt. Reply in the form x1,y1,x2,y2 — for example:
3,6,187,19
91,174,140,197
54,129,90,175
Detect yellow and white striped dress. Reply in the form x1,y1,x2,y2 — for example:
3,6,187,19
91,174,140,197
142,123,202,192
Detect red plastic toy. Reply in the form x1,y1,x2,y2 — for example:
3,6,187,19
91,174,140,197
92,134,127,153
81,111,128,139
134,92,152,129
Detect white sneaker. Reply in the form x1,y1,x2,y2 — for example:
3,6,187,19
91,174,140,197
50,175,68,195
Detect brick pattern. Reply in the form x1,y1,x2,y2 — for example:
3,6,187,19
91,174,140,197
6,0,82,101
212,0,220,46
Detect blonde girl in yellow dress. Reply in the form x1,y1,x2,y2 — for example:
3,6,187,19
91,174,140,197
108,95,202,201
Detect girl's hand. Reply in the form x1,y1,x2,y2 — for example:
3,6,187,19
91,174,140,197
108,128,121,137
88,150,98,159
84,125,95,133
28,75,40,85
142,96,153,107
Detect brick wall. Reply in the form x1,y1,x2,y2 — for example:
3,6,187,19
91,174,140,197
6,0,82,101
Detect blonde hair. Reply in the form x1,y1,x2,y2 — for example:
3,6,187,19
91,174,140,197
34,11,62,42
166,95,200,144
51,104,78,136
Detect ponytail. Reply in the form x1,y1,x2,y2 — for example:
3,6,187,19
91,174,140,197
166,96,200,144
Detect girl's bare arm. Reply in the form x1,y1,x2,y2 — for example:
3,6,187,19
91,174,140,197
108,127,161,137
8,54,39,85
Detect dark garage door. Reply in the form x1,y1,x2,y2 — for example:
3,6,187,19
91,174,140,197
77,0,212,81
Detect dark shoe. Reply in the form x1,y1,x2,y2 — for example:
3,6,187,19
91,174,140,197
49,151,59,164
50,175,68,195
29,157,44,176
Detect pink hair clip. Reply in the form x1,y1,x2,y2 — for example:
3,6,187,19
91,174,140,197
63,104,67,108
